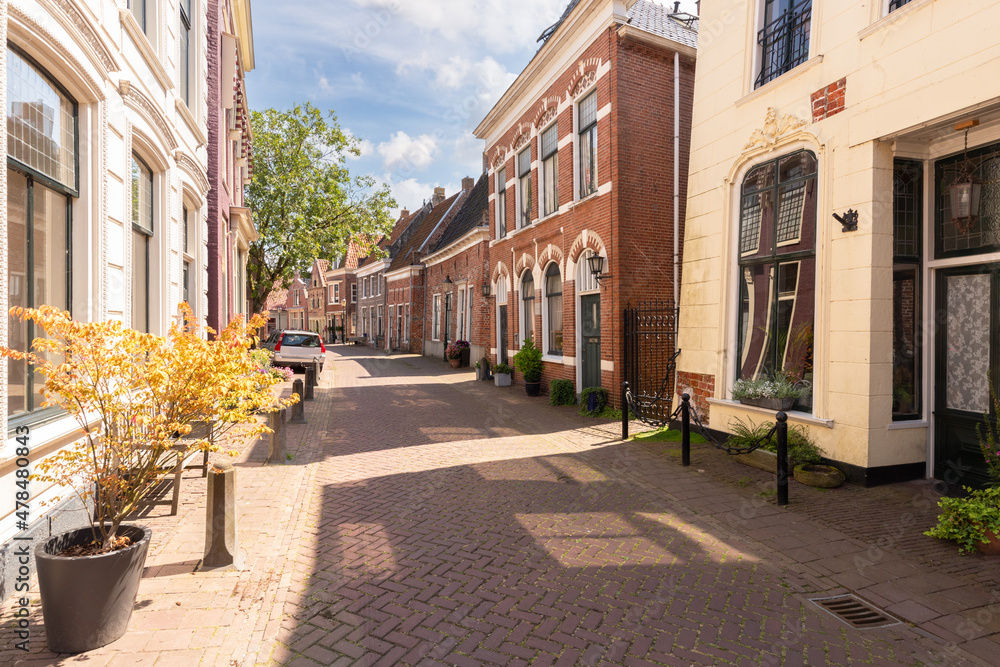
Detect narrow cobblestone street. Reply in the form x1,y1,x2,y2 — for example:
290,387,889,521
2,345,997,665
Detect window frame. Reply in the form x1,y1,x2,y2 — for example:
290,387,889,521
129,0,148,34
131,153,154,333
179,0,192,107
544,263,563,356
540,122,559,217
496,166,507,239
517,147,532,228
753,0,813,90
735,149,817,412
432,294,441,340
351,283,357,302
892,158,923,421
578,90,598,199
521,272,535,344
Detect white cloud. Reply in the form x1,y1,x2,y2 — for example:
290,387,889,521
383,177,459,217
452,131,485,176
377,131,439,174
317,75,333,95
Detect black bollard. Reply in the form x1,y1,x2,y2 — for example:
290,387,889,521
681,393,691,467
304,366,315,401
621,382,630,441
289,379,307,424
200,461,244,570
267,408,288,464
776,411,789,506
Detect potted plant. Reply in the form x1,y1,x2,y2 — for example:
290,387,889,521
454,340,471,367
513,338,543,396
445,342,465,369
731,374,807,411
1,304,296,653
925,486,1000,555
493,362,512,387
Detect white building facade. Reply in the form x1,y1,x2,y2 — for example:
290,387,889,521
1,0,212,596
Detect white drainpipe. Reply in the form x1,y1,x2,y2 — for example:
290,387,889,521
673,50,680,307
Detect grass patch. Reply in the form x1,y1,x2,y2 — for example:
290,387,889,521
755,488,777,499
631,428,707,444
736,475,752,488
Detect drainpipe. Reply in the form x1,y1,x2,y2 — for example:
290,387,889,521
673,50,680,308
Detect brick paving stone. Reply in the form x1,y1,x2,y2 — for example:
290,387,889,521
3,347,998,665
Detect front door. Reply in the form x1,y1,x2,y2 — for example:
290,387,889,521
499,305,508,366
935,266,997,488
581,294,601,388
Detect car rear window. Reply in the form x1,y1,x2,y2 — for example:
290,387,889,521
281,333,320,348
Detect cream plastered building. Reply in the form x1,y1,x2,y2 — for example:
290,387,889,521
677,0,1000,487
0,0,216,596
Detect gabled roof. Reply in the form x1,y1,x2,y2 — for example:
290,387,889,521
627,0,698,49
264,280,288,312
433,174,489,253
537,0,580,44
388,193,462,273
357,208,427,269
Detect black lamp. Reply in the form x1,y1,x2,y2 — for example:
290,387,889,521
587,254,611,285
482,282,491,298
949,122,982,235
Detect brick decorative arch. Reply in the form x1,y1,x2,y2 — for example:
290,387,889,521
568,57,602,98
514,253,536,281
490,148,507,170
492,261,511,296
537,243,564,274
566,229,608,279
533,96,562,129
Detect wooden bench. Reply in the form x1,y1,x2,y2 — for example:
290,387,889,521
137,421,212,515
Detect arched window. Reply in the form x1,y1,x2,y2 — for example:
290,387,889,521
7,46,78,419
545,263,563,355
131,154,154,333
577,249,600,293
521,272,534,343
737,149,816,411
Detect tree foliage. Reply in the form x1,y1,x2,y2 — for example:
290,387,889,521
245,102,395,313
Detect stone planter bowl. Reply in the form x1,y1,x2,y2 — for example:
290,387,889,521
793,464,845,488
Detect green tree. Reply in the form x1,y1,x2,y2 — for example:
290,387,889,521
245,102,395,314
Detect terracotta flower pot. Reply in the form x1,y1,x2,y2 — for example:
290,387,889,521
449,358,461,368
977,529,1000,555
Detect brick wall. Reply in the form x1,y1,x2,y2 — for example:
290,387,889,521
811,78,846,122
676,370,715,424
423,239,491,361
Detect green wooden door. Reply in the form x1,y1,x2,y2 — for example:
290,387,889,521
581,294,601,388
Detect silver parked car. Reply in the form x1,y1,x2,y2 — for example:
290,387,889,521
262,330,326,372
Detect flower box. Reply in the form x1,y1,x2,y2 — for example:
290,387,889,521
494,372,512,387
738,397,796,411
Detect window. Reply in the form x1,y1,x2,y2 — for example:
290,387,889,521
351,283,357,302
365,277,370,297
935,141,1000,258
180,0,192,106
540,124,559,216
517,147,532,228
737,150,816,412
578,91,597,198
545,264,563,355
887,0,912,12
521,272,535,343
378,305,383,336
294,290,300,306
361,307,367,334
433,295,441,340
236,248,245,315
129,0,148,33
755,0,812,89
6,47,79,417
404,304,410,341
457,287,466,340
131,154,153,333
893,159,923,421
577,249,600,293
333,284,340,303
496,166,507,239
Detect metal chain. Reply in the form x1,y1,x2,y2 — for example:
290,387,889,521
624,389,681,429
688,399,777,456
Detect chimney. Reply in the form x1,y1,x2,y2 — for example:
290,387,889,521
673,1,680,12
462,176,475,192
696,0,700,15
432,187,446,206
400,209,409,218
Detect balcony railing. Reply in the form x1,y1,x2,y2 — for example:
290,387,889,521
754,3,812,89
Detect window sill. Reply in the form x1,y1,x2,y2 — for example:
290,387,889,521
707,398,834,429
541,354,564,364
859,0,933,40
175,98,206,146
887,419,928,430
736,55,824,108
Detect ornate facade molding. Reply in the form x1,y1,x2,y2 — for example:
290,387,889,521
175,150,211,196
533,96,561,129
120,80,178,152
744,107,808,151
569,58,602,98
44,0,120,74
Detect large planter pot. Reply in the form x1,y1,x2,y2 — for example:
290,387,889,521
735,448,780,474
525,381,541,397
738,397,796,411
36,524,152,653
793,463,846,488
977,529,1000,555
494,373,512,387
449,358,461,369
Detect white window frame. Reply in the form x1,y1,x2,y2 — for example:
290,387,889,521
577,91,598,200
517,147,532,228
542,262,563,357
496,166,507,239
520,271,535,344
457,287,466,340
351,283,357,302
333,283,340,303
432,294,441,340
540,122,559,217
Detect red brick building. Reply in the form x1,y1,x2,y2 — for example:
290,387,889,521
383,186,470,355
323,239,366,342
474,0,696,399
422,174,491,363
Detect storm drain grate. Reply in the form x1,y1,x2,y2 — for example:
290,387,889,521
809,594,900,629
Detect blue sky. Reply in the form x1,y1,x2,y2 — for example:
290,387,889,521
246,0,698,215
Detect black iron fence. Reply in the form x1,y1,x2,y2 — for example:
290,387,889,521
622,300,680,426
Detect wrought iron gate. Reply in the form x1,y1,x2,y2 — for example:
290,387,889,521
622,300,680,424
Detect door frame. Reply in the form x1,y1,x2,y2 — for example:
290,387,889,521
576,289,601,392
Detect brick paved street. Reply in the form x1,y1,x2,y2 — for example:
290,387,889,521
1,345,997,665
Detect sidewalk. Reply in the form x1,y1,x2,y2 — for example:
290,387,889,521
0,345,996,665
